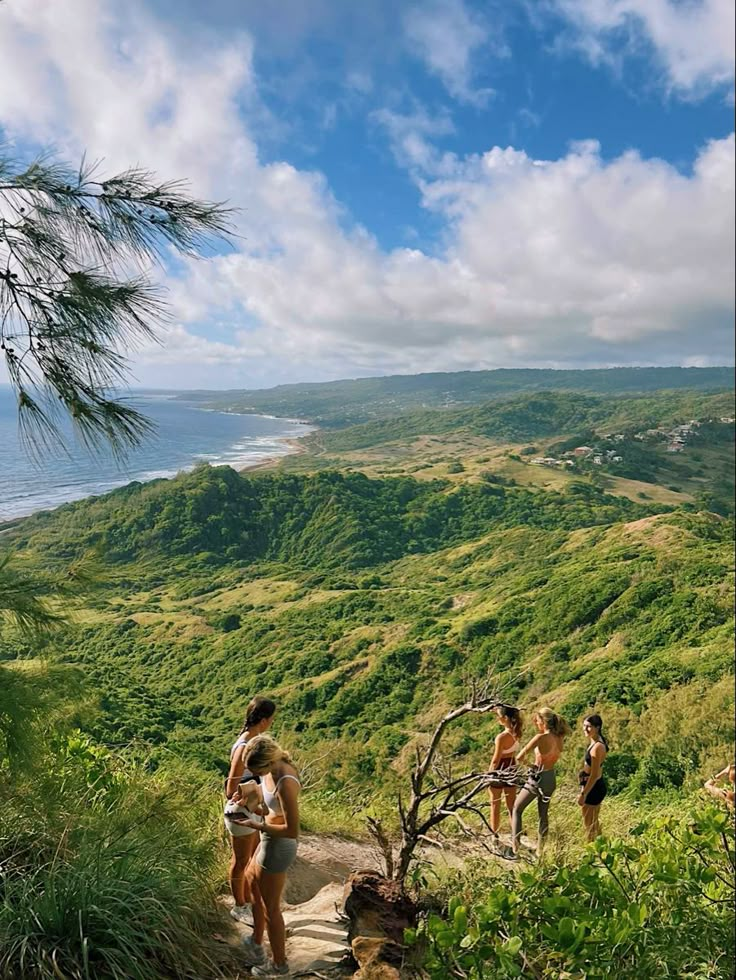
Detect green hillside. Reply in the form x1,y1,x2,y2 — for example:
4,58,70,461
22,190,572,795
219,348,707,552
180,366,734,427
304,389,735,450
5,464,732,795
54,507,733,788
270,390,735,517
6,463,659,570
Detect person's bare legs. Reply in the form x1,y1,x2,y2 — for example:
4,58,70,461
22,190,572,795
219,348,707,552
504,787,517,823
582,804,601,841
489,787,503,833
247,865,267,948
250,864,288,965
510,787,536,854
230,833,258,906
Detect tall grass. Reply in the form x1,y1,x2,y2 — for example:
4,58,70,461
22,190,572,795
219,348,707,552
0,733,238,980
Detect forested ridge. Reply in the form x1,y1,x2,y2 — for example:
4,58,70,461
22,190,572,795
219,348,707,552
7,464,660,568
182,365,734,427
304,388,736,450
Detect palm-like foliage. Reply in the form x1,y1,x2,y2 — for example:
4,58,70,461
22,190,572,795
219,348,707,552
0,550,98,634
0,149,234,454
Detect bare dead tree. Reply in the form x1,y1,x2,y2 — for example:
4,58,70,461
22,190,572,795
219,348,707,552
391,674,525,885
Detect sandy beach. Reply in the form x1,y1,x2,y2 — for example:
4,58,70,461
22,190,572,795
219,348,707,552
236,435,309,474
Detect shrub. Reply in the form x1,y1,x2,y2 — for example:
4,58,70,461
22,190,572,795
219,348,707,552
413,805,735,979
0,727,234,980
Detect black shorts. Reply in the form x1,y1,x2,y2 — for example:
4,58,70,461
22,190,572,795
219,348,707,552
582,777,607,806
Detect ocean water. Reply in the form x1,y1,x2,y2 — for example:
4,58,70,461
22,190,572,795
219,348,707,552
0,387,310,522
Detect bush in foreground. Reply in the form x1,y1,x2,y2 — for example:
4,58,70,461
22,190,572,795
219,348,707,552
0,730,233,980
413,804,735,979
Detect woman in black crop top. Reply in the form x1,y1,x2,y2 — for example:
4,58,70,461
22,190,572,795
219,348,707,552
578,714,608,841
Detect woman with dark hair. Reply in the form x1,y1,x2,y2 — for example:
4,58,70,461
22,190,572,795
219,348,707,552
488,705,523,835
224,697,277,924
236,735,301,978
578,714,608,840
509,706,571,858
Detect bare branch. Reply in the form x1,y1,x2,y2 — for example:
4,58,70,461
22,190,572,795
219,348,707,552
393,672,525,884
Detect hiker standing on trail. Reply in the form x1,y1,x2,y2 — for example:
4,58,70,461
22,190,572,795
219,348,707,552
488,705,523,836
224,697,277,924
704,763,735,808
577,714,608,841
509,706,570,858
237,735,301,978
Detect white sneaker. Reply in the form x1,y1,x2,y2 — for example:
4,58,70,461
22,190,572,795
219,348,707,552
231,904,254,925
241,937,266,966
252,961,290,976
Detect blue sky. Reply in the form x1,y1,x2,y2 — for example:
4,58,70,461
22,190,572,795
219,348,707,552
0,0,734,389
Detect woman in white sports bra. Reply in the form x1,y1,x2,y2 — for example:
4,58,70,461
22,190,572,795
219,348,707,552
235,735,301,978
488,705,523,835
224,697,276,925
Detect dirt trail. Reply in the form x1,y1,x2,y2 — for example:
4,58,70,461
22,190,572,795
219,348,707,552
222,831,522,976
222,835,375,977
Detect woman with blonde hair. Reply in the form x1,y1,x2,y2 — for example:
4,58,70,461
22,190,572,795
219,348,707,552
509,706,570,858
232,734,301,977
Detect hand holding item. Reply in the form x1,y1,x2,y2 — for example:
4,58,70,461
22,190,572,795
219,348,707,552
229,815,263,830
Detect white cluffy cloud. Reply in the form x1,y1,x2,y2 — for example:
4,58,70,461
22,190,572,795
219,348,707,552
552,0,735,97
0,0,733,390
176,134,735,374
403,0,497,106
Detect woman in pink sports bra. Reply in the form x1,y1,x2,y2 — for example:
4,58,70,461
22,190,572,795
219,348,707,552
509,706,570,859
488,705,523,835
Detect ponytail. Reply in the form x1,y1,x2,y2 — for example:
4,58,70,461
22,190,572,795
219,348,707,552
536,706,571,738
239,696,276,735
499,704,523,739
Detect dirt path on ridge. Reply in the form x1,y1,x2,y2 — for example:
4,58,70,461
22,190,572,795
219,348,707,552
221,830,523,977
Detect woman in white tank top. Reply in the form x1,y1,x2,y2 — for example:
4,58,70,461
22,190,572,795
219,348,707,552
235,735,301,977
224,697,276,924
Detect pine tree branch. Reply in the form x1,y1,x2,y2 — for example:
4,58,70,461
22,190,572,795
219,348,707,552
1,147,236,454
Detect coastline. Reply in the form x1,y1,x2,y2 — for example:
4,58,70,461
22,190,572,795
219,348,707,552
236,435,308,474
2,399,316,523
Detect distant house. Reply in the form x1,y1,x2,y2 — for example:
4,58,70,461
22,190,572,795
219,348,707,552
612,455,623,462
573,446,593,456
720,416,735,423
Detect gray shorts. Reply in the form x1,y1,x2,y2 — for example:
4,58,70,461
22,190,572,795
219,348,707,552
255,834,298,874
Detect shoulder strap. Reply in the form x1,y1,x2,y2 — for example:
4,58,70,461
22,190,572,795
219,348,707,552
275,774,301,790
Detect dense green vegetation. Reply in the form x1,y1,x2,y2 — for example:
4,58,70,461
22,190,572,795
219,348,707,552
5,465,732,796
0,660,238,980
304,389,734,450
416,805,735,978
2,381,734,979
291,389,735,515
180,366,734,427
6,463,660,570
